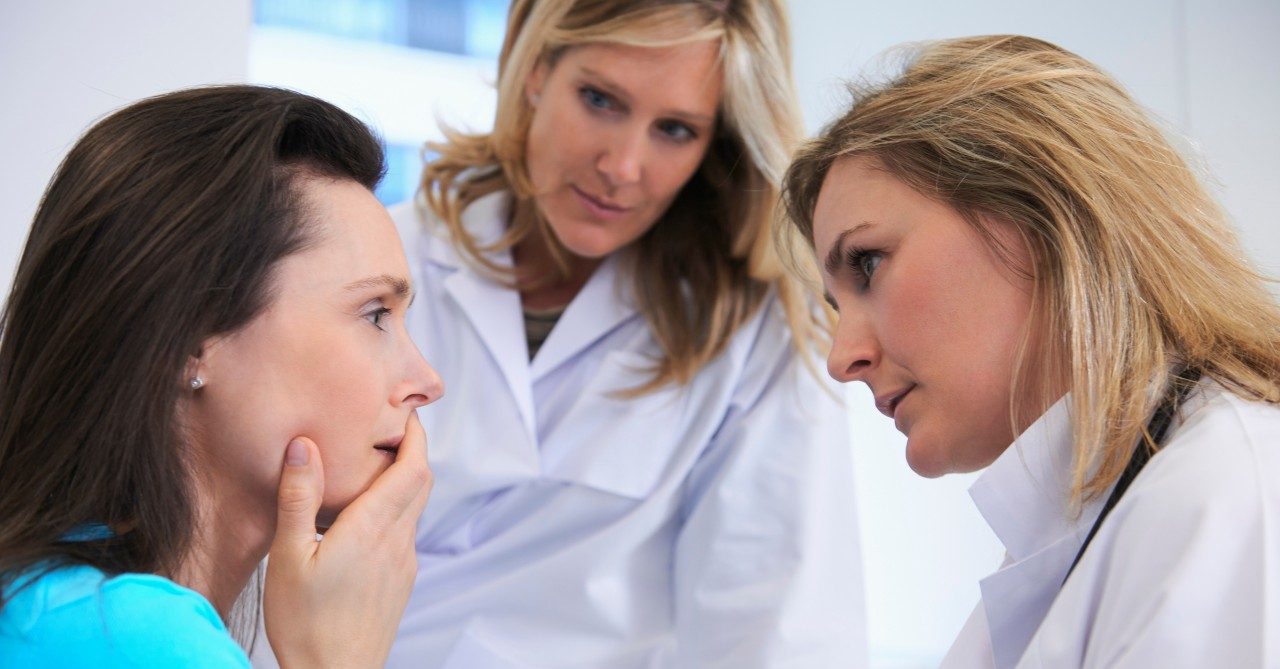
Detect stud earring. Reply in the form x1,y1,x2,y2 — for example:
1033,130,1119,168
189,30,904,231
189,377,205,391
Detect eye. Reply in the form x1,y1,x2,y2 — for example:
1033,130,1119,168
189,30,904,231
364,306,392,331
579,86,615,112
844,246,884,289
656,119,696,143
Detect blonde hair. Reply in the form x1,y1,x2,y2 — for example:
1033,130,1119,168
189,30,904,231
782,35,1280,503
422,0,819,392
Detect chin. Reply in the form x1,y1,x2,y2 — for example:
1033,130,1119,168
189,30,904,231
903,434,955,479
552,225,626,259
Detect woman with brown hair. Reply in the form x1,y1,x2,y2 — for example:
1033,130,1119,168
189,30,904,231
379,0,866,666
783,34,1280,667
0,85,442,666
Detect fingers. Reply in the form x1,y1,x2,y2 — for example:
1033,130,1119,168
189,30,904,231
402,412,433,518
270,438,325,561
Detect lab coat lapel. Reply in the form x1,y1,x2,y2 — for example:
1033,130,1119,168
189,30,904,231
529,253,640,382
967,396,1104,669
442,269,537,439
978,538,1084,669
429,194,538,440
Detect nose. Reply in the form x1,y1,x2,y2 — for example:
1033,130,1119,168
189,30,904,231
827,310,879,385
596,124,644,188
396,339,444,409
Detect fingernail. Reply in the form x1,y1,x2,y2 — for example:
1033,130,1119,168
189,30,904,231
286,440,308,466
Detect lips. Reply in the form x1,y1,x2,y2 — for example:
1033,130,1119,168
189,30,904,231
373,435,403,458
874,385,915,420
571,185,633,218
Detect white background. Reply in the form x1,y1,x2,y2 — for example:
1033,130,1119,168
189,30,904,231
2,2,1277,666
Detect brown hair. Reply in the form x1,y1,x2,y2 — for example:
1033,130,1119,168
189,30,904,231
422,0,820,392
782,35,1280,503
0,85,385,609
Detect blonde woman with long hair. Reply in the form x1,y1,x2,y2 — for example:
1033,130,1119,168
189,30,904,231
375,1,864,666
783,35,1280,668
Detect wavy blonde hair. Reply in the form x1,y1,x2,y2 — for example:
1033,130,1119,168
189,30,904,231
782,35,1280,503
421,0,819,392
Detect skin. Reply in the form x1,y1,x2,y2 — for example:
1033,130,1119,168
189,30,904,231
813,156,1039,478
517,40,723,308
180,175,443,615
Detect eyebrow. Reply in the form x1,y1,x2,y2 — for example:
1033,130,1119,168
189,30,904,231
344,274,412,301
579,66,716,126
823,223,873,276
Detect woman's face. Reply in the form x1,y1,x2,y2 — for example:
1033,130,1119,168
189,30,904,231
523,39,723,258
812,156,1036,477
189,177,443,525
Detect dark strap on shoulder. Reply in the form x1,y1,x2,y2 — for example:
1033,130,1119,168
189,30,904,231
1062,368,1202,585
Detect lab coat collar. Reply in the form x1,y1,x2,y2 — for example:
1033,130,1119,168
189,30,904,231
429,192,538,439
529,253,638,382
424,191,641,430
421,191,511,270
970,395,1080,562
968,395,1108,669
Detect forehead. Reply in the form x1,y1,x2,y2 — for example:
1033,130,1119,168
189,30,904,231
811,157,896,259
554,40,723,114
279,177,408,290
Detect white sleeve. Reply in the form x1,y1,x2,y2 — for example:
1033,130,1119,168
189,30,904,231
670,318,869,668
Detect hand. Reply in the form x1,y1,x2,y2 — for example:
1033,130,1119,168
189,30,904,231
263,412,432,669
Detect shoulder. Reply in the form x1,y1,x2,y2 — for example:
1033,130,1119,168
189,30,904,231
729,292,833,396
0,565,250,667
1122,385,1280,522
699,291,846,437
1082,384,1280,585
1041,388,1280,669
389,191,511,262
387,197,434,254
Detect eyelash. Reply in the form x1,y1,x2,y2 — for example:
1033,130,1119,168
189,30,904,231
844,245,883,289
656,119,695,142
578,86,698,144
364,306,392,331
580,85,614,111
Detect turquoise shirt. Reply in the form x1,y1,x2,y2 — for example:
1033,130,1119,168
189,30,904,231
0,564,252,667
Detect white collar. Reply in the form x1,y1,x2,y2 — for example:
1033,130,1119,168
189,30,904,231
419,190,513,270
968,395,1101,562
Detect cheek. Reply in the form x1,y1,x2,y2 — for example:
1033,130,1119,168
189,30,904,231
291,345,385,441
527,104,589,187
883,250,1031,473
210,325,390,508
876,263,955,363
289,345,393,522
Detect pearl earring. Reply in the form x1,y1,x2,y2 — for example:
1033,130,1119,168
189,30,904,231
189,377,205,390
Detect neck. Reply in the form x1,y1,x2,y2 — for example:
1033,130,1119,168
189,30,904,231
511,203,601,310
175,470,275,619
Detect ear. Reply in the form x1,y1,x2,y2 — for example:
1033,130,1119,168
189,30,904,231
525,59,550,108
183,335,224,392
183,348,206,392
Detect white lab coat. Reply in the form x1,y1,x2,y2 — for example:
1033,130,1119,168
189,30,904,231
380,192,867,668
941,382,1280,669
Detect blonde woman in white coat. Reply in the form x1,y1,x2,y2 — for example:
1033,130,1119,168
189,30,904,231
374,1,866,667
782,35,1280,669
